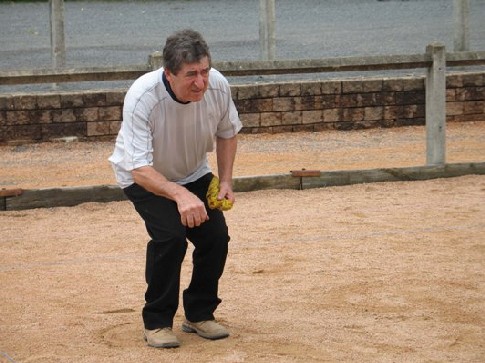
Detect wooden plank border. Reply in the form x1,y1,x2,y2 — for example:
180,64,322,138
3,162,484,211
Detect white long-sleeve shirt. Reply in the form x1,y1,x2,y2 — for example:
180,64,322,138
109,68,242,189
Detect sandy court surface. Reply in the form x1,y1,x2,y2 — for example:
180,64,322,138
1,123,484,362
1,122,484,190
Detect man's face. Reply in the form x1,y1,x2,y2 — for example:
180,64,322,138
164,56,210,103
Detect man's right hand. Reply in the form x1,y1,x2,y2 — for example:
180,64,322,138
175,190,209,228
132,165,208,228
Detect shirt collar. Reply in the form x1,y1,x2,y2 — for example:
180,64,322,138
162,71,190,104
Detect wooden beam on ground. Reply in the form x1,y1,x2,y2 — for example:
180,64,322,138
291,169,321,190
301,163,484,190
1,188,23,211
3,162,484,211
290,169,321,177
4,185,125,211
0,188,23,197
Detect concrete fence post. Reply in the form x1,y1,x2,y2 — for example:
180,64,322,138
453,0,470,52
148,51,163,70
259,0,276,60
49,0,66,69
425,43,446,166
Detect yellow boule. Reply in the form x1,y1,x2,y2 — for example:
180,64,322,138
206,175,233,211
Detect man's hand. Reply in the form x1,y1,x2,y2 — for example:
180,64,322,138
132,165,208,228
216,135,237,210
218,179,235,205
175,189,209,228
207,175,234,211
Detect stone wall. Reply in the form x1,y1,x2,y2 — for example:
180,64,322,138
0,71,483,144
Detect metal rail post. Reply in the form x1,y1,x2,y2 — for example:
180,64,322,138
425,43,446,166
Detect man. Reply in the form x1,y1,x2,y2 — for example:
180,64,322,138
109,29,242,349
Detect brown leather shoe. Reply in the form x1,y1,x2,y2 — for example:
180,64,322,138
181,320,229,340
144,327,180,348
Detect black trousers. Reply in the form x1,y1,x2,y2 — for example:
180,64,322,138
124,173,229,330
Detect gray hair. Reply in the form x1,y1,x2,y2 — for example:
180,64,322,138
162,29,212,74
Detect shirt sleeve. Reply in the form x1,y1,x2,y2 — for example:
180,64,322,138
213,71,243,139
119,92,154,172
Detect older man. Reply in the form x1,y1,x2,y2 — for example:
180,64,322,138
109,29,242,348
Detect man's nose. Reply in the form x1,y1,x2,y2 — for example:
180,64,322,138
194,74,205,89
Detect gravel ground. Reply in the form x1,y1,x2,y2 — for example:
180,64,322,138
1,174,484,362
1,3,484,361
1,122,484,190
1,122,484,362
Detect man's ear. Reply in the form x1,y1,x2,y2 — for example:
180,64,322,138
164,68,173,82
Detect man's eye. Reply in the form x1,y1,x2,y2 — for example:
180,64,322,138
185,69,210,79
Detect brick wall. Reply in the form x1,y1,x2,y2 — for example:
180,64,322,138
0,71,483,144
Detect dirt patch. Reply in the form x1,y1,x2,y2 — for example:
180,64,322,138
1,122,484,190
1,123,484,362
